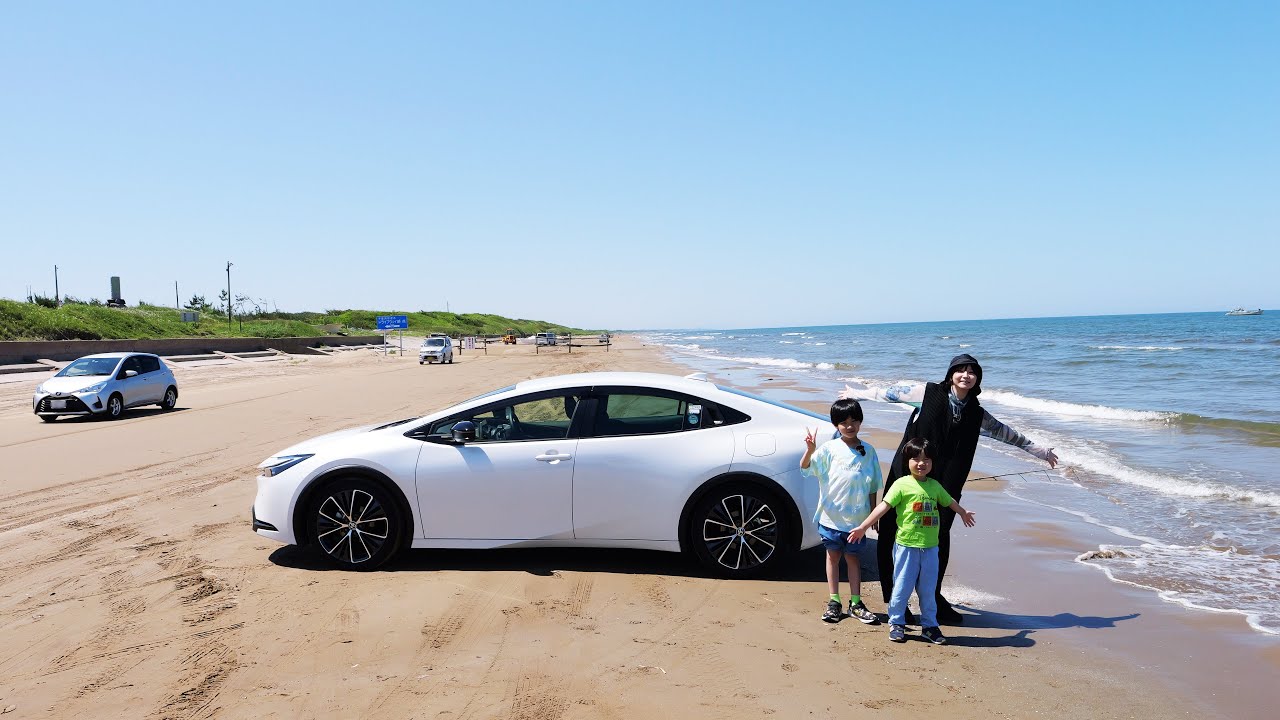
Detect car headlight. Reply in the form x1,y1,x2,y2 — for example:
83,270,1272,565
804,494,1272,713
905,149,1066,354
82,381,108,394
35,383,45,394
262,454,314,477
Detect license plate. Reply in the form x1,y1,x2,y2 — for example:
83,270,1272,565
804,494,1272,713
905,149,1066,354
51,399,67,409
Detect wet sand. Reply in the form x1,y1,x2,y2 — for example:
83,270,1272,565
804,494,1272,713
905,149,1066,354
0,337,1265,718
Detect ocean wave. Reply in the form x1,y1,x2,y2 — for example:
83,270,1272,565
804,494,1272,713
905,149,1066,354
981,390,1176,422
1060,441,1280,508
1091,345,1187,351
1076,543,1280,635
716,354,823,370
781,332,805,336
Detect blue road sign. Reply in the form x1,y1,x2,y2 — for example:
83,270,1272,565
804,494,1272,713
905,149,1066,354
376,315,408,330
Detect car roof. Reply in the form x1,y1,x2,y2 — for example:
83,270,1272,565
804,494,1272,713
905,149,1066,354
511,371,715,395
72,352,156,360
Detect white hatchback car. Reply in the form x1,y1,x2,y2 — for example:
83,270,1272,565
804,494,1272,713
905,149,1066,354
34,352,178,422
419,336,454,364
252,372,826,576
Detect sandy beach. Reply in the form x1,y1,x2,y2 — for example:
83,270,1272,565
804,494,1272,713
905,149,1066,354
0,337,1272,719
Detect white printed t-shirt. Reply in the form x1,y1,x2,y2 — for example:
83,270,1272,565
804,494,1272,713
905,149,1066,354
801,438,883,531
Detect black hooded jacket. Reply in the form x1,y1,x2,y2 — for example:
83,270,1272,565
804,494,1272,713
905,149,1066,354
886,354,985,499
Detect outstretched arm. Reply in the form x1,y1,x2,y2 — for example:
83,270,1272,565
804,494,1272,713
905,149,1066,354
847,501,892,542
949,500,976,527
839,382,924,406
979,410,1058,468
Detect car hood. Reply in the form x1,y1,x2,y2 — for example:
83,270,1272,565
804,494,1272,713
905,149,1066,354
265,423,381,460
40,376,110,394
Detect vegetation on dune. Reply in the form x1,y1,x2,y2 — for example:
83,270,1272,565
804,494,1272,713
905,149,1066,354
0,299,594,342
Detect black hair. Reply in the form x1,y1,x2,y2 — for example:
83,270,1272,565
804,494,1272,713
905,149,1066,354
829,398,864,425
901,436,935,462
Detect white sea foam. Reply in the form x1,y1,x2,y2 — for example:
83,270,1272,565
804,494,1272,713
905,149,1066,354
716,354,820,370
815,362,834,370
1076,543,1280,635
981,390,1175,423
781,332,805,336
958,343,972,348
1057,439,1280,508
1091,345,1187,351
680,335,719,340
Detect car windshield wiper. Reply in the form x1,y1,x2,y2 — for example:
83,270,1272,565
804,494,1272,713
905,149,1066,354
372,417,417,431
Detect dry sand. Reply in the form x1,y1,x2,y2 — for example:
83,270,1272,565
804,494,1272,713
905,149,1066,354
0,337,1239,718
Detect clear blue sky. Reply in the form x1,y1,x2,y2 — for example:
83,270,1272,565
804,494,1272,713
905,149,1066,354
3,2,1276,329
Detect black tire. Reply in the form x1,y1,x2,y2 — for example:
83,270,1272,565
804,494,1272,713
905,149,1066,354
104,393,124,420
688,482,792,578
40,415,57,423
447,353,454,364
419,359,425,365
160,386,178,411
307,476,402,570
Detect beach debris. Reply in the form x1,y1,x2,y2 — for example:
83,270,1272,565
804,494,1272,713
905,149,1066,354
1077,548,1131,561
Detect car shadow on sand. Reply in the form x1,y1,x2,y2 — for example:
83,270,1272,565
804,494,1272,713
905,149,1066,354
44,406,190,423
268,544,834,582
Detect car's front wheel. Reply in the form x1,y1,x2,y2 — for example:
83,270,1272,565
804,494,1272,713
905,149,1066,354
688,482,791,578
104,393,124,420
160,386,178,411
308,476,402,570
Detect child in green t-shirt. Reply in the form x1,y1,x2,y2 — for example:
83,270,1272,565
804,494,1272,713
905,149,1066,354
849,437,975,645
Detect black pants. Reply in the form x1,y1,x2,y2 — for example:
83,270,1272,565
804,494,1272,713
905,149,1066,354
877,505,957,608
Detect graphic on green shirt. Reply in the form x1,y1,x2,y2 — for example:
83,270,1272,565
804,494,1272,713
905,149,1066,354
883,476,955,548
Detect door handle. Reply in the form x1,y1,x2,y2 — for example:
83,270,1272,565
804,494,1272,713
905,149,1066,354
535,452,573,463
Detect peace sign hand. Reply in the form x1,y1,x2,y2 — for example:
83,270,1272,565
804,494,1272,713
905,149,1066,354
804,426,820,453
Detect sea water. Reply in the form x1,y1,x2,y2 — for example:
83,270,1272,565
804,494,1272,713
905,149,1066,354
639,312,1280,634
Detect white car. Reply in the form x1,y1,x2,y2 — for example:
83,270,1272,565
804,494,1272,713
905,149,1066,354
535,332,557,346
34,352,178,422
252,372,826,576
419,336,454,364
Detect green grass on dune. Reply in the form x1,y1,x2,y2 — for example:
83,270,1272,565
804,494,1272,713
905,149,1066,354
0,299,595,342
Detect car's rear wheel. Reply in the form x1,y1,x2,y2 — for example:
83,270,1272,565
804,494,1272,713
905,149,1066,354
160,386,178,411
689,483,791,578
308,476,402,570
105,393,124,420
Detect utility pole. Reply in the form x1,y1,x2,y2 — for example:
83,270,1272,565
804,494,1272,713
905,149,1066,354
175,281,179,309
226,261,234,330
54,265,60,306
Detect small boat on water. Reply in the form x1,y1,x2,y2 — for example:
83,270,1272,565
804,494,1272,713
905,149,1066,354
1226,307,1263,316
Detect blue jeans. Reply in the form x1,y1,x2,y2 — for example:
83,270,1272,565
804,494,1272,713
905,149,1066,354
888,543,939,628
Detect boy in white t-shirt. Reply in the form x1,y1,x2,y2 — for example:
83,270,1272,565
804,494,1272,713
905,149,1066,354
801,398,883,624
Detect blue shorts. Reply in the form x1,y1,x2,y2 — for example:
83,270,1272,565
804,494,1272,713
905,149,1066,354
819,525,866,554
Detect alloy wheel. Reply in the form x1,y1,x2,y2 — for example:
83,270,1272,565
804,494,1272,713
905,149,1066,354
700,493,778,572
315,488,391,565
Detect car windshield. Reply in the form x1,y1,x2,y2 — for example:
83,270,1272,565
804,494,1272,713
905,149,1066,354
446,385,516,409
57,357,121,377
425,339,445,347
715,385,827,421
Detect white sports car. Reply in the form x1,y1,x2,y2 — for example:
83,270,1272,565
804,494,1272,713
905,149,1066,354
252,372,826,576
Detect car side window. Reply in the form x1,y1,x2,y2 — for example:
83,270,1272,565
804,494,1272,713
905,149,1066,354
139,356,161,374
594,392,702,438
120,357,144,377
429,393,582,442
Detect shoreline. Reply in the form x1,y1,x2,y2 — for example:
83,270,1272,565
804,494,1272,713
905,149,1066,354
641,335,1280,719
0,334,1269,718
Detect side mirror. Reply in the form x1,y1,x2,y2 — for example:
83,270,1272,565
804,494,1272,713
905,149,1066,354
451,420,477,443
123,370,138,379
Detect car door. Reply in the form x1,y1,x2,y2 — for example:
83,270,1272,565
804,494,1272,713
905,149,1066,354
413,390,585,541
571,388,736,541
138,355,164,402
116,356,149,407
